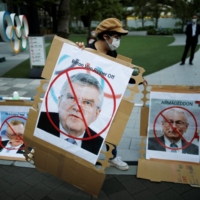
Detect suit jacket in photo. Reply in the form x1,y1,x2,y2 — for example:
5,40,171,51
185,23,200,44
148,135,199,155
37,112,103,155
0,140,25,154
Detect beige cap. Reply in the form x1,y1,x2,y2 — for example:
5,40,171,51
95,18,128,35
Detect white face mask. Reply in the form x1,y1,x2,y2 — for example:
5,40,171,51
192,19,197,23
106,36,121,51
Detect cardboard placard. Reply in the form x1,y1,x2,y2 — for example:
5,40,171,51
138,85,200,187
0,101,33,161
23,36,145,197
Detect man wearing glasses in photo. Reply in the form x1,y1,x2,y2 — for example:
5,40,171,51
0,120,25,154
37,73,104,155
148,108,199,155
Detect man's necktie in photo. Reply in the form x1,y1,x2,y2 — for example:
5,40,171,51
170,143,178,153
66,138,77,145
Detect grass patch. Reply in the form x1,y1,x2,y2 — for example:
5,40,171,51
2,34,199,78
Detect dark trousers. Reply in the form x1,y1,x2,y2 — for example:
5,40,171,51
181,40,197,63
106,143,117,159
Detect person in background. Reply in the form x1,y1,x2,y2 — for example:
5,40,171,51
87,30,97,45
180,15,200,65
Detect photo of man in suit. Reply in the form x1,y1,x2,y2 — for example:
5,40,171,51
0,120,25,154
148,108,199,155
180,15,200,65
37,72,104,155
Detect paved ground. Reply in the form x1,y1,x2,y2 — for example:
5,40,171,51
0,34,200,199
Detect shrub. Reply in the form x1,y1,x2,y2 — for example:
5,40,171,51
127,26,155,31
147,27,174,35
173,28,184,34
69,27,87,34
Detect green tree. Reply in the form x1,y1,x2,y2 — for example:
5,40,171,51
133,0,152,28
70,0,125,36
171,0,192,31
3,0,71,38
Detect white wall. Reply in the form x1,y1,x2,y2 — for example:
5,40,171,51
127,18,182,29
72,18,182,29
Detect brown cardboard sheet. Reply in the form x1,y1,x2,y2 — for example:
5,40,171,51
23,35,145,197
138,85,200,187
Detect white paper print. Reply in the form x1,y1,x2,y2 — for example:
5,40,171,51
0,106,31,161
34,42,133,164
146,91,200,163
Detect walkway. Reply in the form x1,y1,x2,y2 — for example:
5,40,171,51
0,34,200,199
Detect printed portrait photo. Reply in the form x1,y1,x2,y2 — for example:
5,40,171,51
0,106,31,161
146,92,200,163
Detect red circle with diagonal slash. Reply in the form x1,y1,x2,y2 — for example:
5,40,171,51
0,116,26,150
153,106,198,150
45,67,116,140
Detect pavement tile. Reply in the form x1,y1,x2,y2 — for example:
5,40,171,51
133,189,159,200
0,82,7,86
16,194,32,200
0,191,13,200
16,194,33,200
142,179,170,194
19,167,35,175
47,184,76,200
70,190,91,200
121,176,147,195
13,83,27,88
0,86,11,91
62,182,80,192
0,167,10,178
0,179,11,192
41,197,53,200
5,181,31,198
166,182,192,194
92,190,110,200
115,175,133,182
130,138,142,150
26,183,52,200
22,171,48,186
156,189,184,200
42,176,64,189
102,177,125,196
181,188,200,200
3,170,29,184
109,190,135,200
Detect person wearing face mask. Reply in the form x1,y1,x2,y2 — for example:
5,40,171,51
76,18,147,170
180,15,200,65
85,18,129,170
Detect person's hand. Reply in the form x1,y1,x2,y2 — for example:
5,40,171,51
75,42,85,50
142,78,148,86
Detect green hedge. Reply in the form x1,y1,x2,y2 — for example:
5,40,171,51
128,26,155,31
147,28,174,35
69,27,87,34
